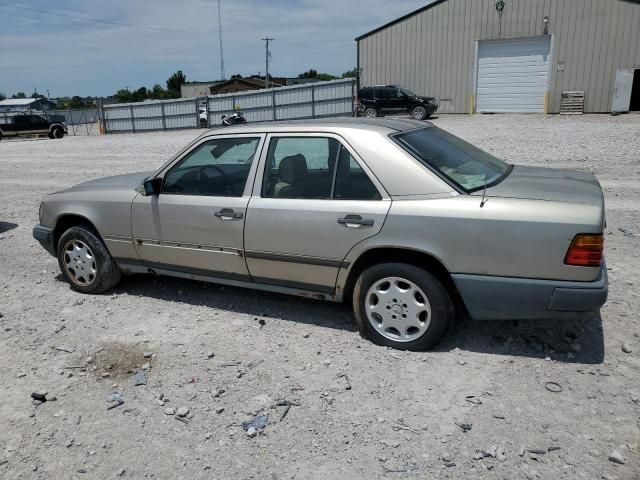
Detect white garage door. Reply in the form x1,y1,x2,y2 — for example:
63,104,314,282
476,37,551,113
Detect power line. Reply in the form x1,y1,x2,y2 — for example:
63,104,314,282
0,3,207,36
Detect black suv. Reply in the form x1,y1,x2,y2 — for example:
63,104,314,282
0,114,67,141
358,85,438,120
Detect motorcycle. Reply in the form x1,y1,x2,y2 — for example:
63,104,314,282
221,112,247,126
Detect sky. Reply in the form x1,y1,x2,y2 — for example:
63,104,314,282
0,0,431,98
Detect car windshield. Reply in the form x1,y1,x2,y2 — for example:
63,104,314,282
394,126,511,192
400,88,416,96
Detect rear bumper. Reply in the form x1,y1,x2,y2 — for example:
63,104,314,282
33,224,56,256
452,263,608,321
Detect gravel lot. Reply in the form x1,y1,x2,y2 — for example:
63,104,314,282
1,114,639,479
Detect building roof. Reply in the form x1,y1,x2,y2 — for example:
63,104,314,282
355,0,447,41
0,98,42,106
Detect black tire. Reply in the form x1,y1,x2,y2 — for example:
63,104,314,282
352,263,453,351
411,105,428,121
363,107,378,118
51,126,64,139
57,226,121,294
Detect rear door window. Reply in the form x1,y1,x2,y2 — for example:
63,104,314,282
261,136,381,201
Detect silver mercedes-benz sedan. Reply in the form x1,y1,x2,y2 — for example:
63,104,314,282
33,118,607,350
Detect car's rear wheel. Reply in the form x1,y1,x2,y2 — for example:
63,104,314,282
353,263,452,351
411,105,428,120
364,107,378,118
51,126,64,139
57,226,121,294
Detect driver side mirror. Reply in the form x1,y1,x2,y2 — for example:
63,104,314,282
142,177,163,196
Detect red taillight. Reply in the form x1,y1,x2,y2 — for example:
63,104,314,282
564,234,604,267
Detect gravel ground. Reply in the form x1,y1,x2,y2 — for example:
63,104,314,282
0,114,639,479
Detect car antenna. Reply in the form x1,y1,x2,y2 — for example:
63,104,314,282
480,175,488,208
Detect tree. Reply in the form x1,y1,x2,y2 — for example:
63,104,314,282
166,70,186,97
298,69,318,79
115,89,133,103
31,91,45,99
149,84,166,100
69,96,85,109
341,68,358,78
230,74,243,79
297,69,337,81
132,86,148,102
0,92,5,101
12,92,27,99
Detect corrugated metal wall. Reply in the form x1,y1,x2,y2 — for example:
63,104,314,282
104,79,355,133
207,79,355,124
358,0,640,113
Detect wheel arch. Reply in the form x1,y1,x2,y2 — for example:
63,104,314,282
342,247,464,310
53,214,101,252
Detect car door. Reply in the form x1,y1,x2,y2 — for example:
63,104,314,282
131,134,264,280
386,87,408,113
374,87,390,113
29,115,49,134
244,133,391,293
13,115,30,134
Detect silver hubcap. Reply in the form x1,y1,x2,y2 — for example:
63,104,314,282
365,276,431,342
365,110,376,117
63,240,97,286
413,108,425,120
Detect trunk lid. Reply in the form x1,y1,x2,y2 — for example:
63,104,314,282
477,165,604,206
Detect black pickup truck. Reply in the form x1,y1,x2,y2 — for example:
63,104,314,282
0,114,67,141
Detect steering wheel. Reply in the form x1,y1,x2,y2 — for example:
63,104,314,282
197,165,232,194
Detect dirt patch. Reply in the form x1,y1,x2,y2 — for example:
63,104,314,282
82,342,150,378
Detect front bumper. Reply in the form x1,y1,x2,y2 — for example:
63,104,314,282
452,264,608,321
33,225,56,256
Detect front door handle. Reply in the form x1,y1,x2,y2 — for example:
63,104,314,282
214,208,243,220
338,214,374,228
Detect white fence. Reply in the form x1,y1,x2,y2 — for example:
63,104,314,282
102,79,356,133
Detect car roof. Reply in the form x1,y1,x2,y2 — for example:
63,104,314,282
202,117,431,136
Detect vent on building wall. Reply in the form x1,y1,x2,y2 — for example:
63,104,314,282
560,91,585,115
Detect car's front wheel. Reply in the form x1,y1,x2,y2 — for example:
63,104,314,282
411,105,428,120
353,263,452,351
57,226,121,293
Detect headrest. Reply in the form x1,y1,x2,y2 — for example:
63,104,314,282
279,154,307,184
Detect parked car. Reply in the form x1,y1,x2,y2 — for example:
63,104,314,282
33,118,607,351
0,114,67,141
358,85,438,120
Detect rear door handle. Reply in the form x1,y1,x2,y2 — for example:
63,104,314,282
338,214,374,228
214,208,243,220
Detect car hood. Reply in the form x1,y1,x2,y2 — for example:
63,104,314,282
477,165,604,206
416,96,436,102
57,171,152,194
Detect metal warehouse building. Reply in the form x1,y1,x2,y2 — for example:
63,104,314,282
356,0,640,114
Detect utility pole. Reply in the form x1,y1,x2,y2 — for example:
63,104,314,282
262,37,273,88
217,0,225,80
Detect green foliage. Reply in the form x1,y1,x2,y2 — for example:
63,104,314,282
166,70,187,95
230,74,243,79
0,92,5,101
298,69,337,81
298,69,318,78
341,68,358,78
69,96,85,109
12,92,27,99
